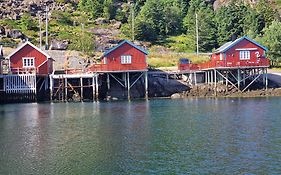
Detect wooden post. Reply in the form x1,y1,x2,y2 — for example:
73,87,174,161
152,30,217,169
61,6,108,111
210,70,213,84
92,76,95,101
226,71,228,92
214,69,217,96
194,72,197,86
107,73,110,90
237,69,241,91
65,78,68,102
127,72,130,100
242,69,245,86
145,71,148,99
80,77,83,101
95,75,99,100
265,68,268,90
49,75,53,101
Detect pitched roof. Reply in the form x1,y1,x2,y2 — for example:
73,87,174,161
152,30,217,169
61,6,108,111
102,40,148,57
7,41,51,59
215,36,268,53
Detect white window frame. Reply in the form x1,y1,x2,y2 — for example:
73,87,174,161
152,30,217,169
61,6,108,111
121,55,132,64
239,51,250,60
22,57,35,68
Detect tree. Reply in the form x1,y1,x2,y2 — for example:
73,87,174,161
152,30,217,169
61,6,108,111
78,0,102,19
183,0,217,52
256,0,279,27
134,0,183,41
257,21,281,66
20,13,37,31
243,8,265,38
215,4,248,45
103,0,115,20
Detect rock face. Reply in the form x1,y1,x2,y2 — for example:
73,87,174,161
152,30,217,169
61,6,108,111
50,39,68,50
0,0,77,20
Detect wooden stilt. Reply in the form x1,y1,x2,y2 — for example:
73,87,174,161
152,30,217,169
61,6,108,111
237,68,241,91
65,78,68,102
80,77,83,101
107,73,110,90
127,72,130,100
95,75,99,100
145,71,148,99
214,69,217,96
265,68,268,90
194,72,197,85
92,76,95,101
50,75,53,101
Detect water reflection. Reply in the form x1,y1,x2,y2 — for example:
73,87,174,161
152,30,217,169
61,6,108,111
0,98,281,174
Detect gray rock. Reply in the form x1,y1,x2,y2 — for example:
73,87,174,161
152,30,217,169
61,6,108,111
0,26,5,35
50,39,68,50
171,93,181,99
7,29,24,39
95,18,109,25
113,21,122,29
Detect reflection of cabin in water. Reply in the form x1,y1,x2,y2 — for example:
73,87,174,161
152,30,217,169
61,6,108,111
0,41,53,103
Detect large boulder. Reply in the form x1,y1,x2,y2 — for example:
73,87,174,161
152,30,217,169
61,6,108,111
7,29,24,39
50,39,68,50
95,18,109,25
0,26,5,36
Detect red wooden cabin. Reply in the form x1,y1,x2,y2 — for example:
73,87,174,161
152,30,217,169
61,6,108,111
207,36,269,68
7,41,53,75
88,40,148,72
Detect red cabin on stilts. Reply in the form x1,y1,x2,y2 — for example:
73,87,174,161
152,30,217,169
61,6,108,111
7,41,53,75
88,40,148,72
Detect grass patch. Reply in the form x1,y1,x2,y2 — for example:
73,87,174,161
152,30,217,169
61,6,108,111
148,51,210,68
163,34,195,53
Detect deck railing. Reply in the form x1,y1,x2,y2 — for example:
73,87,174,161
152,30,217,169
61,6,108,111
179,58,270,71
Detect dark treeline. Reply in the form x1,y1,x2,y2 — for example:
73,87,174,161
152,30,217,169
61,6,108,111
78,0,281,65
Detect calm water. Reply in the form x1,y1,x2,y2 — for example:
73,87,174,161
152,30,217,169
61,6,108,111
0,98,281,174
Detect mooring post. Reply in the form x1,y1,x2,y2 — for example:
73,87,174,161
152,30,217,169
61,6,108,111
127,72,130,100
145,71,148,99
80,77,83,101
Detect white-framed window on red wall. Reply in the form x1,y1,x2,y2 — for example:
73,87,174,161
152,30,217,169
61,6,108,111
239,51,250,60
22,57,35,68
121,55,132,64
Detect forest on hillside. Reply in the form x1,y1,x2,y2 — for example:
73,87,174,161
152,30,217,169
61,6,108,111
0,0,281,65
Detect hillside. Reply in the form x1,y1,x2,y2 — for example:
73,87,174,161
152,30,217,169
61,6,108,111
0,0,280,67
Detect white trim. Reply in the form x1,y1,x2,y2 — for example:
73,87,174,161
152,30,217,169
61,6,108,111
22,57,35,68
7,41,51,59
239,50,250,60
121,55,132,64
236,48,258,51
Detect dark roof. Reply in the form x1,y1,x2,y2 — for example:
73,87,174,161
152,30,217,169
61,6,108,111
102,40,148,57
215,36,268,53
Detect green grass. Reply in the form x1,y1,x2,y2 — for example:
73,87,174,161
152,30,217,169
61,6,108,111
161,34,195,53
148,51,210,68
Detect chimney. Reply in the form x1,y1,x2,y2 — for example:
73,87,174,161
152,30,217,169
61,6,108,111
231,34,237,42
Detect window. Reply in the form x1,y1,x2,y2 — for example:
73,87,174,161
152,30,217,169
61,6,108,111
22,57,35,68
239,51,250,60
121,55,132,64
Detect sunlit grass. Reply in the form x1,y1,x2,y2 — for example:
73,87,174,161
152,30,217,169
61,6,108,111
148,51,210,68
